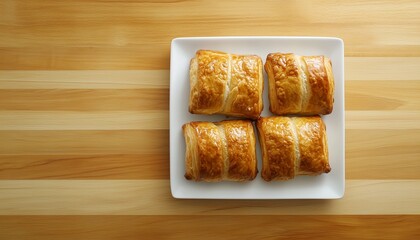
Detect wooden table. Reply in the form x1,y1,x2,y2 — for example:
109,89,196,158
1,0,419,238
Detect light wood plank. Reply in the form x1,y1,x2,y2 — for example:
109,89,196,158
0,130,169,155
0,58,418,90
0,82,418,111
1,1,420,69
2,43,420,71
0,154,168,180
0,46,172,70
0,180,419,215
0,70,169,89
0,89,168,111
2,0,419,27
0,129,418,179
346,130,420,179
1,110,418,131
346,111,420,129
345,57,420,81
0,148,417,180
0,46,171,70
0,110,168,130
346,81,420,110
0,215,419,240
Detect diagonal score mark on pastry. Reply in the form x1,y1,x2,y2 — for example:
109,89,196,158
257,116,331,181
265,53,334,115
189,50,263,119
183,120,258,182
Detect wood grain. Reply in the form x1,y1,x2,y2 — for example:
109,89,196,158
1,215,419,240
346,81,420,110
1,110,418,131
0,180,419,215
2,72,419,113
346,111,420,130
1,57,419,89
0,130,168,155
0,129,418,180
0,70,169,89
1,0,420,238
346,130,420,179
0,89,168,111
0,81,420,111
0,110,168,130
0,154,169,179
0,81,417,111
345,57,420,81
1,1,420,70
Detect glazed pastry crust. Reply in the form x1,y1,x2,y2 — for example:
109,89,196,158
189,50,263,119
257,117,296,181
265,53,334,115
183,120,257,182
303,56,335,115
183,122,224,182
257,116,331,181
189,50,228,115
223,120,258,180
293,117,331,175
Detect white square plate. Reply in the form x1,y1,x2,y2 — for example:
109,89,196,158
170,37,345,199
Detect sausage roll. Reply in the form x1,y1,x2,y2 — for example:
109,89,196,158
182,120,258,182
256,116,331,181
189,50,264,119
265,53,334,115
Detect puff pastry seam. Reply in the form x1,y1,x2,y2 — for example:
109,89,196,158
223,54,232,112
217,124,229,180
297,56,309,112
290,117,301,174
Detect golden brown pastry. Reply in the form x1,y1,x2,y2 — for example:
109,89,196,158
265,53,334,115
189,50,263,119
182,120,258,182
256,116,331,181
